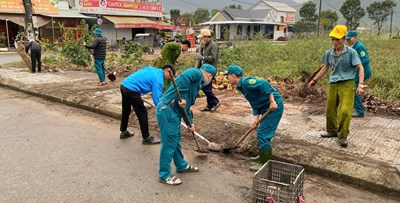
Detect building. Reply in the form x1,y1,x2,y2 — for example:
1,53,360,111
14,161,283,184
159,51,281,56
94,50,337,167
77,0,178,47
202,0,296,40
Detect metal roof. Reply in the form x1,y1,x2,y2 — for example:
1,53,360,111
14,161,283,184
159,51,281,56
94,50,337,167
259,1,296,12
223,8,270,21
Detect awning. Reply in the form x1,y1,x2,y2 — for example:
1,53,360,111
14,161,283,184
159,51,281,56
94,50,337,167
104,15,157,29
153,20,179,31
0,14,51,28
41,9,95,19
104,16,178,30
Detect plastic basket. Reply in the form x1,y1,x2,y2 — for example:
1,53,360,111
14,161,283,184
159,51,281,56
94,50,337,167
252,160,304,203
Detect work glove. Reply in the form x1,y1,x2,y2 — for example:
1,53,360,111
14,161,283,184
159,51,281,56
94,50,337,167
196,53,204,60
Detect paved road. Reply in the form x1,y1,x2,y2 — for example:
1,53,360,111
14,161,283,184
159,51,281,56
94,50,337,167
0,88,399,203
0,53,22,64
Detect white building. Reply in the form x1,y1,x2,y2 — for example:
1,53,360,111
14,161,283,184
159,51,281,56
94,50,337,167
202,0,296,40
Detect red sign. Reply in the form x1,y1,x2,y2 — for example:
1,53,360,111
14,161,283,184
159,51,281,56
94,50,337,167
105,0,161,12
79,0,162,17
186,33,195,48
175,18,187,26
286,12,295,23
114,23,178,30
80,0,99,7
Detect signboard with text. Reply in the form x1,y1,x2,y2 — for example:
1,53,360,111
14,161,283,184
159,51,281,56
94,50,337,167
79,0,162,17
0,0,58,14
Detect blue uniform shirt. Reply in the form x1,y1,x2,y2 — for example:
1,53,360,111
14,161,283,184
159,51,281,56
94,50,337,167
159,68,203,124
351,40,371,82
237,77,282,116
322,46,361,83
121,66,164,105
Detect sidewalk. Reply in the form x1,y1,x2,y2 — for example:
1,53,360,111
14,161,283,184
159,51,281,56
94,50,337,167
0,65,399,195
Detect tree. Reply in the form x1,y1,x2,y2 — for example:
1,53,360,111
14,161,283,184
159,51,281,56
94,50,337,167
293,20,317,33
193,8,210,25
170,9,181,18
181,12,194,26
340,0,365,30
299,1,318,22
320,10,339,30
211,9,219,18
367,0,396,36
228,4,242,9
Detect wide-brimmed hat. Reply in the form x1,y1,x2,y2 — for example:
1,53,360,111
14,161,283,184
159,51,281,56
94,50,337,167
197,29,211,38
329,25,347,39
93,28,103,35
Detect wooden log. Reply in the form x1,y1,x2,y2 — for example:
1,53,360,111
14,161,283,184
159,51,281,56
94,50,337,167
16,41,32,71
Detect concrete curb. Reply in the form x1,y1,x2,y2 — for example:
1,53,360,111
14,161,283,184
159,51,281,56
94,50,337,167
1,76,399,197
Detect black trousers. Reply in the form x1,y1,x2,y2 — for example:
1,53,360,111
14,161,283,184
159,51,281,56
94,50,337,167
202,76,219,108
120,85,149,139
31,49,41,73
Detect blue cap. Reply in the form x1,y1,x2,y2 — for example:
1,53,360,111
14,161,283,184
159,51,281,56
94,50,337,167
224,65,243,75
345,30,357,40
93,28,103,35
200,64,216,77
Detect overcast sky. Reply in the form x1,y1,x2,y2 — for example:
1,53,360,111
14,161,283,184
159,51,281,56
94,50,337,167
162,0,307,13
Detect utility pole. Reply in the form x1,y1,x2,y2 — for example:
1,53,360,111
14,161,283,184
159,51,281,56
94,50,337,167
389,9,393,39
22,0,36,40
317,0,322,37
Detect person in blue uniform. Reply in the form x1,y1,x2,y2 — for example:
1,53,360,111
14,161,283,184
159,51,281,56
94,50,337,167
346,30,371,117
224,65,284,171
119,64,176,145
157,64,216,185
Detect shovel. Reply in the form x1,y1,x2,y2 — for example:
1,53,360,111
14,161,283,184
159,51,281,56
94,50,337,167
85,47,116,81
223,109,272,154
168,70,209,157
180,122,222,152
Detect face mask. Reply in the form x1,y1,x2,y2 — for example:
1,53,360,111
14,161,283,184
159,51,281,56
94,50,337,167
201,80,209,87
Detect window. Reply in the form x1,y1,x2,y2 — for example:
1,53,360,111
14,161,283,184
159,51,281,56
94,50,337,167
237,25,242,35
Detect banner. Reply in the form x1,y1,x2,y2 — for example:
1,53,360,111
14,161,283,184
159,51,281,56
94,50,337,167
79,0,162,17
185,29,195,48
0,0,58,14
286,12,295,23
79,0,100,13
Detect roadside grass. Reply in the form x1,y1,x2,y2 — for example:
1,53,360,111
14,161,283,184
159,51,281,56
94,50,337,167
219,35,400,100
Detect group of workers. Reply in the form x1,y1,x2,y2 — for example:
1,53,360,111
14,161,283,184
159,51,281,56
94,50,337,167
83,25,377,185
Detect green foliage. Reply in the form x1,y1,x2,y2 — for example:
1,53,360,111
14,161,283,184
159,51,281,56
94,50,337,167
60,20,93,66
170,9,181,18
367,0,396,36
299,1,318,22
39,38,57,52
228,4,242,9
42,55,61,64
293,21,317,33
218,36,400,100
193,8,210,24
320,10,339,30
211,9,219,17
181,12,194,26
340,0,365,30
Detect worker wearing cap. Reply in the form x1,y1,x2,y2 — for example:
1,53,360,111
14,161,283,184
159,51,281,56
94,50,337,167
119,64,176,145
307,25,365,148
196,29,221,112
84,28,107,86
346,30,371,117
157,64,216,185
224,65,284,172
157,40,192,92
